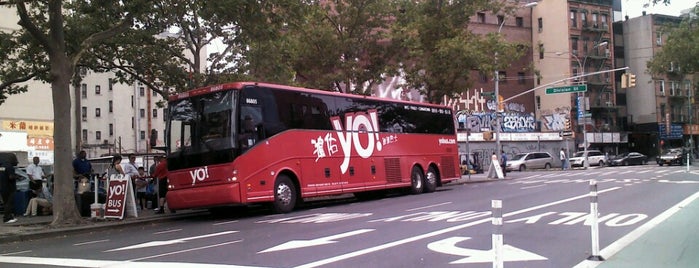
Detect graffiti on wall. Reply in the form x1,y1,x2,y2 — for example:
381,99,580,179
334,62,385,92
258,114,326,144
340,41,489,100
456,110,536,133
540,107,572,132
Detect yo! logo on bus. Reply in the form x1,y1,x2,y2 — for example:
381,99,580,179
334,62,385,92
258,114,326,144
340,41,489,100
190,166,210,185
311,109,386,174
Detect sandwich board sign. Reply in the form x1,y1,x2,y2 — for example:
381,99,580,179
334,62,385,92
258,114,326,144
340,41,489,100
104,174,138,219
487,159,504,179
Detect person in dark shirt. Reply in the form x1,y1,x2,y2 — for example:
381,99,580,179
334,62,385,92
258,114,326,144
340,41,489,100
1,153,19,223
72,150,92,178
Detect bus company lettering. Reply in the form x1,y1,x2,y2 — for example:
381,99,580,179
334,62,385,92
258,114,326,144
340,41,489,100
312,109,383,174
108,183,124,199
190,166,210,185
438,138,456,145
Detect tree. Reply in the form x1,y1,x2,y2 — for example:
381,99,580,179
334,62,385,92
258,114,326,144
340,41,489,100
647,7,699,77
390,0,529,104
0,0,169,226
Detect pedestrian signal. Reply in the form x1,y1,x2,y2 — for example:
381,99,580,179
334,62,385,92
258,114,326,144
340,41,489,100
621,73,628,89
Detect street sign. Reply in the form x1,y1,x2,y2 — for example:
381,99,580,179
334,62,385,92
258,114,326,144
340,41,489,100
559,131,573,137
545,85,587,94
481,91,495,97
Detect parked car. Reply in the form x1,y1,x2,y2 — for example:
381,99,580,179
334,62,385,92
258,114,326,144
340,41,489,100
506,152,554,171
569,150,606,167
608,152,648,166
657,148,691,166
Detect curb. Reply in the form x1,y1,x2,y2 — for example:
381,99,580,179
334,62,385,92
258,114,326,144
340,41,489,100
0,210,208,244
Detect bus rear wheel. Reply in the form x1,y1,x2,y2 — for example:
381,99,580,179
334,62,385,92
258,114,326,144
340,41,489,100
410,166,424,194
423,166,438,193
272,175,297,213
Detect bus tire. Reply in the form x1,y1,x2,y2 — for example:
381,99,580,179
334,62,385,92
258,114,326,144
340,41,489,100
423,166,438,193
272,175,297,213
410,166,424,194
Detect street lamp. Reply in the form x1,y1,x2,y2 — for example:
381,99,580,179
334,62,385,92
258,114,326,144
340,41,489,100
556,41,608,169
494,1,538,153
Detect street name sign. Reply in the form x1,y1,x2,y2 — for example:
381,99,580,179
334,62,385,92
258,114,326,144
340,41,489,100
545,85,587,94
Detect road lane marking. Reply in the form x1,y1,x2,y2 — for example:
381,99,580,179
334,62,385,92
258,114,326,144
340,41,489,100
128,240,244,262
259,229,374,253
520,185,546,190
74,240,109,246
574,190,699,268
0,254,266,268
0,250,31,256
153,229,182,234
406,202,452,211
295,187,622,268
213,220,239,226
106,231,238,252
427,236,547,264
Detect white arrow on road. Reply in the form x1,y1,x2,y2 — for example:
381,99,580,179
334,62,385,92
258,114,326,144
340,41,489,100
427,236,547,264
105,231,238,252
259,229,374,253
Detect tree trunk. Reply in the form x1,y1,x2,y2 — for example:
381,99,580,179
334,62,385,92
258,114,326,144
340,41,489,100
50,54,84,226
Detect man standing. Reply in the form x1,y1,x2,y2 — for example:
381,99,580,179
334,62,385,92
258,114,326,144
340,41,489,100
560,148,568,170
123,154,140,179
152,157,170,214
1,153,19,223
500,150,507,178
72,150,92,178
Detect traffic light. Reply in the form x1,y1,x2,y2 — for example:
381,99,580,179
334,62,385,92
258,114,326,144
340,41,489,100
498,95,505,112
628,74,636,88
483,131,493,141
565,119,571,130
621,73,629,89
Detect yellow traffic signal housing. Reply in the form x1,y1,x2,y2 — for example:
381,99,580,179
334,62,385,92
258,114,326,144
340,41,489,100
621,73,628,89
628,74,637,88
565,119,571,130
498,95,505,112
483,131,493,141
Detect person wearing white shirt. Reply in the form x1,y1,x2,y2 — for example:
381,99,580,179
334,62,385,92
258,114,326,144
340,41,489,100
26,156,45,181
122,154,140,179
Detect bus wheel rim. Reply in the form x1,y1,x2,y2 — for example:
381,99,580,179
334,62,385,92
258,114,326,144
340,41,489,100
426,171,436,185
277,183,292,205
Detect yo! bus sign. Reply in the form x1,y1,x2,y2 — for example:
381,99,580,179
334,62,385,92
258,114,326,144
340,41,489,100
105,175,132,219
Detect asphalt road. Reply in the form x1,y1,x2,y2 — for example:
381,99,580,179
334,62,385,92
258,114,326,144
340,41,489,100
1,164,698,267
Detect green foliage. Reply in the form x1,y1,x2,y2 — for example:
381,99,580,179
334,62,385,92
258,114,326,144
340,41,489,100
647,8,699,77
391,0,528,103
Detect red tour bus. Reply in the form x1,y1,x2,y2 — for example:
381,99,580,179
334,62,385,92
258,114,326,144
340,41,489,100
165,82,460,213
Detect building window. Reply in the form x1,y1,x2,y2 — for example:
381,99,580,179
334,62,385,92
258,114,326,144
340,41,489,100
570,10,577,28
592,13,598,27
518,72,525,84
479,72,488,83
153,109,158,118
140,130,146,140
96,131,101,141
497,15,504,26
81,106,87,121
477,12,485,23
571,37,579,54
95,108,101,117
537,18,543,32
581,12,588,27
81,84,87,99
498,71,507,84
656,32,663,46
82,129,88,142
139,86,145,97
163,108,168,122
109,124,114,136
108,78,114,91
131,117,135,129
539,44,544,59
95,85,101,95
516,17,523,27
660,104,666,120
140,108,145,118
601,14,608,28
686,80,692,97
109,100,113,113
658,80,666,96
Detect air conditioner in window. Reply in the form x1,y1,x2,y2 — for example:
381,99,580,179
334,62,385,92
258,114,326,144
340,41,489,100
656,39,662,46
660,91,666,96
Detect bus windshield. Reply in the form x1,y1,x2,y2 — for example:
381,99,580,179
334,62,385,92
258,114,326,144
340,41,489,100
168,90,236,156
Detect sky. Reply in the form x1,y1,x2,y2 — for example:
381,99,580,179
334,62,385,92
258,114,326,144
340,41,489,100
622,0,697,18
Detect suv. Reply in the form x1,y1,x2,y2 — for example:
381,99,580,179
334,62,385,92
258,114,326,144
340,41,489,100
506,152,554,171
569,150,606,167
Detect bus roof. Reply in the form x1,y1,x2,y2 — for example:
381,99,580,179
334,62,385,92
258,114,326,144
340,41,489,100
169,81,452,110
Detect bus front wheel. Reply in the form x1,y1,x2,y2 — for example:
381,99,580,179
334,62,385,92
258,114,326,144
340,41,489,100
272,175,297,213
423,166,438,193
410,166,424,194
